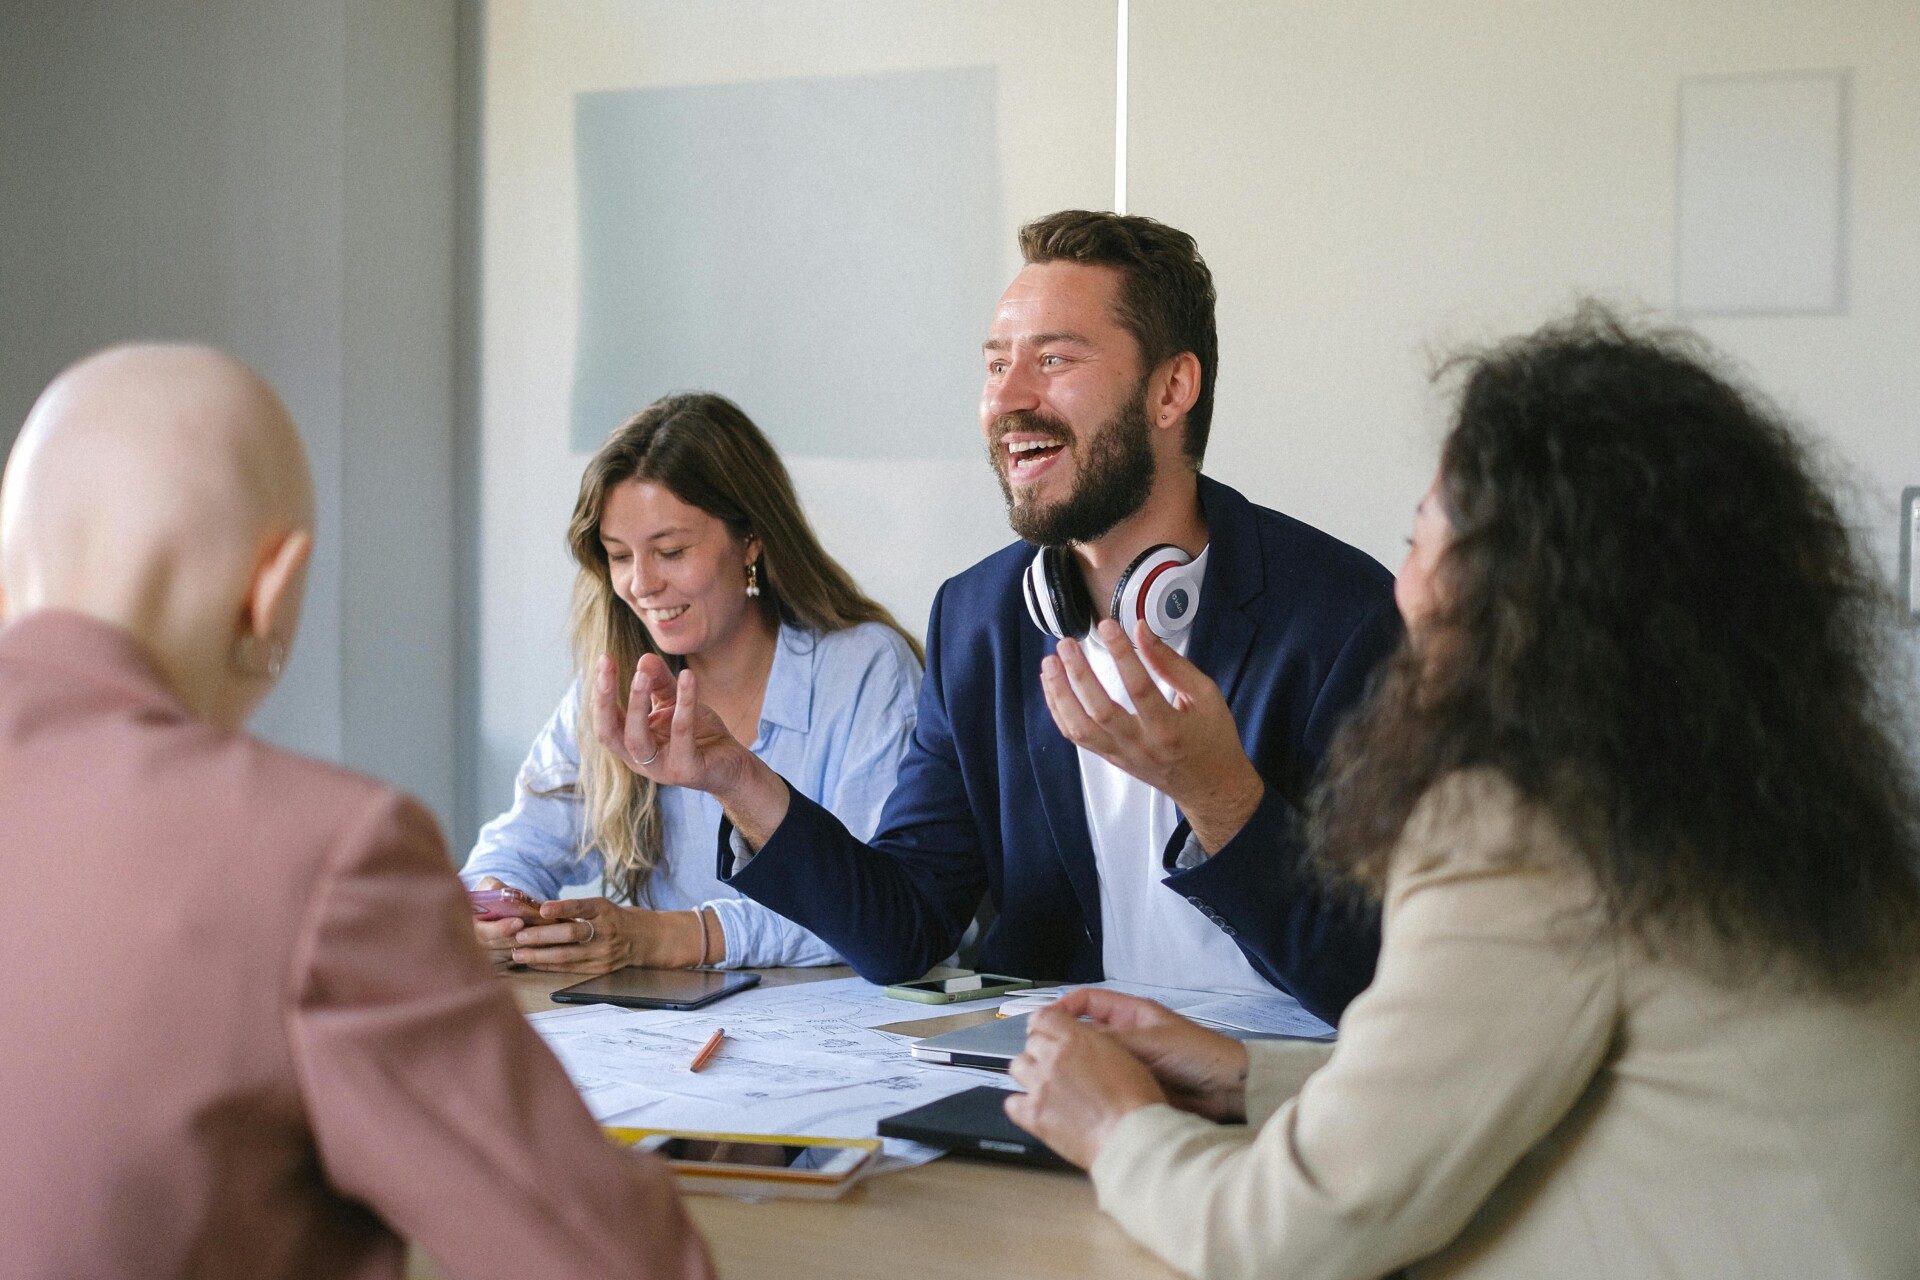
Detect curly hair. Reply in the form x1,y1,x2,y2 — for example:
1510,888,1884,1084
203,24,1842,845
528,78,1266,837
1310,306,1920,993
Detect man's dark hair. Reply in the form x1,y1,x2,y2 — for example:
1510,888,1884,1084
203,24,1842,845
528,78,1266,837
1018,210,1218,468
1310,305,1920,994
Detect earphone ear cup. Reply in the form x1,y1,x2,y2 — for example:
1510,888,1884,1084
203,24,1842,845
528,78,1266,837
1024,546,1093,639
1022,553,1063,638
1045,547,1094,639
1110,544,1200,640
1021,548,1082,637
1141,559,1201,637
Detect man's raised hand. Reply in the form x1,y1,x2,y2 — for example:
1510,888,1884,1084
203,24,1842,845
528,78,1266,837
1040,618,1266,853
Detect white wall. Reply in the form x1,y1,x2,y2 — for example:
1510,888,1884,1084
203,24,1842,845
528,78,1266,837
1129,1,1920,586
474,0,1117,834
11,1,1915,847
0,0,461,833
475,0,1920,841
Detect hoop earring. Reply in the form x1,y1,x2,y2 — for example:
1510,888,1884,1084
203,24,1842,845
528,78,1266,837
745,561,761,599
233,633,288,679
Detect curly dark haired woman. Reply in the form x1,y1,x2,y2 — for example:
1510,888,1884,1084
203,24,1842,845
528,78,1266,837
1003,308,1920,1280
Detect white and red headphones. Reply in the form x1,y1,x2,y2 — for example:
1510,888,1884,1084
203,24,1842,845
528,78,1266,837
1022,543,1201,642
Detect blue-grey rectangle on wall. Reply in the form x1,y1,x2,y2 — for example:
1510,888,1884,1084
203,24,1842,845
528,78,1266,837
572,66,1002,458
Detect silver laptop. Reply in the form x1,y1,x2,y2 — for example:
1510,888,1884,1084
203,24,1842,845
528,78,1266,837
908,1013,1032,1070
908,1007,1313,1071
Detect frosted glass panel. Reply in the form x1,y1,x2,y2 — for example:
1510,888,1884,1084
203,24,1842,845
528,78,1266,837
572,66,1001,457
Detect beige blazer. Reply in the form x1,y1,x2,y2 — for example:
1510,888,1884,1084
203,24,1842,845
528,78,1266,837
0,611,712,1279
1092,769,1920,1280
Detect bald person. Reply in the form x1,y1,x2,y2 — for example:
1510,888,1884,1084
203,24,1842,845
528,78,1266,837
0,346,713,1280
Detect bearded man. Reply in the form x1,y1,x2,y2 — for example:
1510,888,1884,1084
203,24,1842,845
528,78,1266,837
600,211,1399,1022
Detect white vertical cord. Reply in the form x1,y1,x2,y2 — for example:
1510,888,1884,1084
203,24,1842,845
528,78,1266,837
1114,0,1129,214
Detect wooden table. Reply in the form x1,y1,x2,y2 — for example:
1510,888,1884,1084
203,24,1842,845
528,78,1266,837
407,966,1180,1280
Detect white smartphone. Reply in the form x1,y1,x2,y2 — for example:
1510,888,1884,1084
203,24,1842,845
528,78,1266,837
883,973,1034,1004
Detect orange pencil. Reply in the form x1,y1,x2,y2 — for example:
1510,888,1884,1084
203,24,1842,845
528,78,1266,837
688,1029,726,1073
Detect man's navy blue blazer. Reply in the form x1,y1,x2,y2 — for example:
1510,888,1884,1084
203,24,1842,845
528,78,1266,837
723,475,1402,1023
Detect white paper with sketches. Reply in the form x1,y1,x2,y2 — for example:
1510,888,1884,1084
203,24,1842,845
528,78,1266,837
526,974,1331,1176
1178,994,1336,1040
527,980,1019,1169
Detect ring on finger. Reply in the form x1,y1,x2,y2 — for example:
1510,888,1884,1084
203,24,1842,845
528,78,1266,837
638,750,660,767
582,919,597,945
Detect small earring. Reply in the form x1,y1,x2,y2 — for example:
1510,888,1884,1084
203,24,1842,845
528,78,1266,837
745,561,761,599
233,633,287,679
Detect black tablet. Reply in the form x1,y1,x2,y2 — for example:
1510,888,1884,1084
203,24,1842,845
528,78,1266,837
878,1085,1071,1169
550,967,761,1010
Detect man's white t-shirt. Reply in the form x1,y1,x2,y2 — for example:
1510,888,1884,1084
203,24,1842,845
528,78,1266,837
1074,546,1270,995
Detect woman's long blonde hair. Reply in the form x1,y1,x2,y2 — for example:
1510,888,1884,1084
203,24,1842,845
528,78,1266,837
567,392,923,905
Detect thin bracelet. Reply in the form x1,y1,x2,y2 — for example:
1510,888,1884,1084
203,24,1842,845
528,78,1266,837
694,906,715,968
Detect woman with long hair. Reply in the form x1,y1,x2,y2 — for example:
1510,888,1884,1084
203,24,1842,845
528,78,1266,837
1001,310,1920,1279
462,392,923,971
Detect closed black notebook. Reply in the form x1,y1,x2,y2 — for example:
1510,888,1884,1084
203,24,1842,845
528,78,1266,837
878,1086,1073,1170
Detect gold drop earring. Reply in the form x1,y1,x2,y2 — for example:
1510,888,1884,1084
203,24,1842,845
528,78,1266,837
745,561,761,599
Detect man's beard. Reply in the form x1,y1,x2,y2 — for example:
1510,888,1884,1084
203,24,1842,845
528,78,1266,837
987,383,1157,547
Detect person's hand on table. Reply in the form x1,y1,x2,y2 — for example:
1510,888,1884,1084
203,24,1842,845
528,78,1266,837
470,875,541,969
1041,619,1266,853
591,652,791,847
1005,1003,1169,1170
472,876,718,974
1051,988,1252,1122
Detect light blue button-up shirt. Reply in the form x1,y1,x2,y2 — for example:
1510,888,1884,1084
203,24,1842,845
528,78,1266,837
461,621,920,967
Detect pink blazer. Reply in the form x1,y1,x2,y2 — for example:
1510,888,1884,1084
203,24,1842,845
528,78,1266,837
0,611,713,1279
